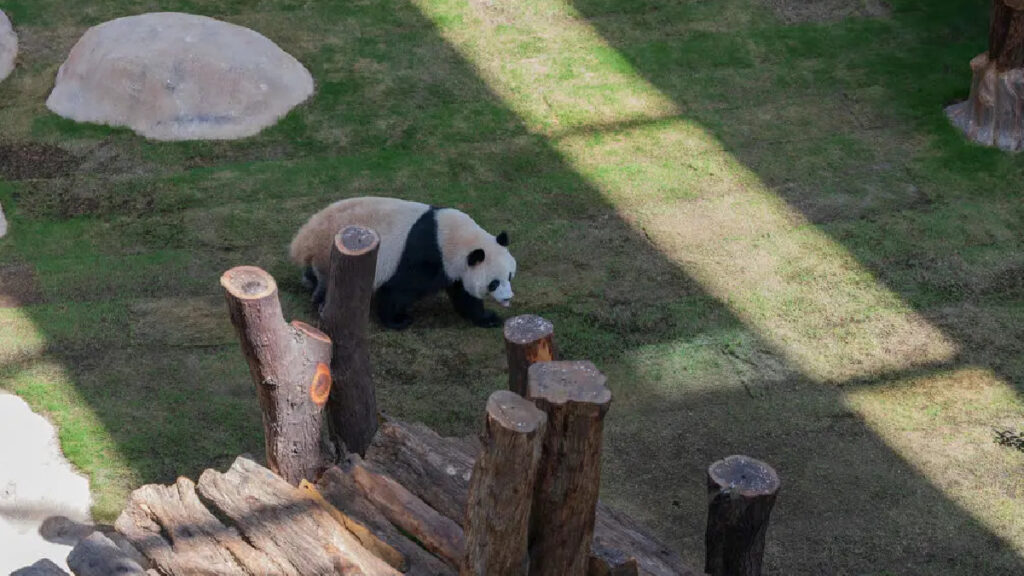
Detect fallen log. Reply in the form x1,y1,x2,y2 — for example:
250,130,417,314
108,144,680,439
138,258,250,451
298,479,406,572
221,266,333,484
345,456,467,568
67,531,147,576
196,456,400,576
317,466,456,576
365,416,477,523
461,391,546,575
115,476,288,576
366,417,695,575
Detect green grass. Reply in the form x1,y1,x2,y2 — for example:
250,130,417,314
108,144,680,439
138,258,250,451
1,0,1022,573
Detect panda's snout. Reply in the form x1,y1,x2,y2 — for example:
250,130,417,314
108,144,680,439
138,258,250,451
499,298,512,308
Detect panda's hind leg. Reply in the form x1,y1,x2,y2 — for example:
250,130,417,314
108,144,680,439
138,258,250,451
375,286,415,330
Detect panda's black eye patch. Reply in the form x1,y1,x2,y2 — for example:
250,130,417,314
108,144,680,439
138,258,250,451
488,280,500,292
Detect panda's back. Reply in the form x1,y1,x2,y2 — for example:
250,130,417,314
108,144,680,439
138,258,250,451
292,197,432,287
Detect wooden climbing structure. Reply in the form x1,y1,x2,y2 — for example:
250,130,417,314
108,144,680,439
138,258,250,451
38,226,779,576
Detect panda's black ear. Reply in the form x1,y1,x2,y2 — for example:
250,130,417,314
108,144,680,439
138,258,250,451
468,249,486,266
496,231,509,247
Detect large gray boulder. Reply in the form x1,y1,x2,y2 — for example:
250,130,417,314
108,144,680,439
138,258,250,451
0,10,16,82
46,12,313,141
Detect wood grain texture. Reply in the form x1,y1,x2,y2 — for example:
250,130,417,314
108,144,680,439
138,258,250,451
503,315,558,396
196,456,400,576
461,391,546,575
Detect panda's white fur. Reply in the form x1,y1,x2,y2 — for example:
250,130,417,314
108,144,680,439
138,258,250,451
289,196,516,328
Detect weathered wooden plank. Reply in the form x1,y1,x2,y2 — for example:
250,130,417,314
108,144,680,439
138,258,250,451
347,457,466,568
318,466,456,576
67,531,147,576
298,479,406,571
196,456,401,576
365,417,477,522
367,418,695,576
114,476,288,576
594,502,697,576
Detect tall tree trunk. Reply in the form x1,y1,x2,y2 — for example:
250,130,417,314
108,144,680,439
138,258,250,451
946,0,1024,151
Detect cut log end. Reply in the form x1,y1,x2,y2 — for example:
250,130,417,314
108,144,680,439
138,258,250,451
527,361,611,407
220,266,277,299
486,390,546,434
503,314,554,345
310,363,333,407
336,226,381,256
708,455,781,497
291,320,331,342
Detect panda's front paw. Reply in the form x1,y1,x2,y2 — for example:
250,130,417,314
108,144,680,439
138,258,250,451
474,310,501,328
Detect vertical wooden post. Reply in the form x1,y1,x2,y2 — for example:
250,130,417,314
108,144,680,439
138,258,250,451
504,315,558,396
221,266,332,485
704,455,781,576
527,361,611,576
461,390,547,576
320,226,380,457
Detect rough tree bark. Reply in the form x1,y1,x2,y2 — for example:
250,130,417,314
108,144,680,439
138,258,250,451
704,455,781,576
945,0,1024,151
345,457,467,568
527,361,612,576
504,315,558,396
461,391,547,576
196,456,400,576
221,266,333,485
320,226,380,457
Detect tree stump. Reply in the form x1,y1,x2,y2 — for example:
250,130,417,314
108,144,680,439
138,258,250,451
221,266,333,485
704,455,781,576
461,391,547,576
504,315,558,396
945,0,1024,151
526,361,612,576
320,226,380,456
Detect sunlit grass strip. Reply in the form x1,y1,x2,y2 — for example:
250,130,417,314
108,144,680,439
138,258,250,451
413,0,956,382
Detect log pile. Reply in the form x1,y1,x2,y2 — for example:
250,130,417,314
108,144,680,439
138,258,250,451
40,224,775,575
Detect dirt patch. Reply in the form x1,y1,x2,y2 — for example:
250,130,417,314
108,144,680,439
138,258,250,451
0,143,79,180
0,263,46,308
761,0,890,24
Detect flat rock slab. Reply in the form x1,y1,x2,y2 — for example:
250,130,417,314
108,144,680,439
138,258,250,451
0,10,15,82
46,12,314,141
0,392,92,574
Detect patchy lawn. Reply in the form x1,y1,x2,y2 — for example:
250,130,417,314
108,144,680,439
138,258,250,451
0,0,1022,573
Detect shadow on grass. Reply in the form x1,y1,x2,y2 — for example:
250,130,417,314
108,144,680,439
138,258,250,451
0,0,1020,574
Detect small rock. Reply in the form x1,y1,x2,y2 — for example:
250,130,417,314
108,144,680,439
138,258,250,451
0,10,16,82
10,559,70,576
47,12,314,140
0,201,7,238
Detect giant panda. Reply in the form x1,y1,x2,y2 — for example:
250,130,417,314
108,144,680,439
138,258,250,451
289,196,516,329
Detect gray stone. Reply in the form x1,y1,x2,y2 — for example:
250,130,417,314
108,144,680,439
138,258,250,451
0,10,16,82
46,12,313,141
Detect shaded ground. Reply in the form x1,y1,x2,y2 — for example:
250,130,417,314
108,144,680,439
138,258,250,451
0,0,1021,574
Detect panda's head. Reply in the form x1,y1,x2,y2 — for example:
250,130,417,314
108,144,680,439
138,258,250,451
462,231,517,307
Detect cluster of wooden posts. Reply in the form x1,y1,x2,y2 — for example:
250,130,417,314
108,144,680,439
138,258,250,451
46,225,780,576
219,225,784,576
